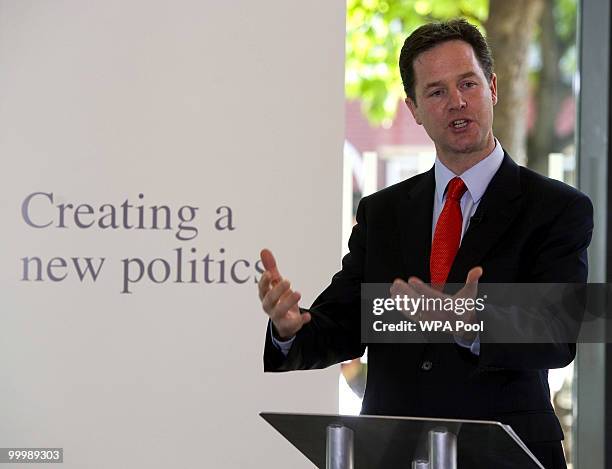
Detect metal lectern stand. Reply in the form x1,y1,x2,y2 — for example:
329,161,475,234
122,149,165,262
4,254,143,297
326,425,354,469
260,413,545,469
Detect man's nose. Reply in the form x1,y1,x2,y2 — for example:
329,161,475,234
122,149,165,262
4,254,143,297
448,89,467,111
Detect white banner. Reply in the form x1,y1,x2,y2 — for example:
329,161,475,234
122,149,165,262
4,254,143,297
0,1,345,467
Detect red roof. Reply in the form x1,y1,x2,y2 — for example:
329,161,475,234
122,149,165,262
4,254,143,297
345,100,432,153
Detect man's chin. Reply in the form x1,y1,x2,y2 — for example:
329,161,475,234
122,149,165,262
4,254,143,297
455,145,480,155
446,138,489,156
446,143,481,155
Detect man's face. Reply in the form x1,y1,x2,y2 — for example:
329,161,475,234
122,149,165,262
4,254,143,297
405,40,497,161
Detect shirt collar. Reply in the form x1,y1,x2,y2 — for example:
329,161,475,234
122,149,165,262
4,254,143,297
434,139,505,204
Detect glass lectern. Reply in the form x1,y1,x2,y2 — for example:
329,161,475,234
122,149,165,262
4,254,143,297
260,412,545,469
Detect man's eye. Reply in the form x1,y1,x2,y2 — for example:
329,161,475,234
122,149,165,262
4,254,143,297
429,90,443,97
462,81,477,88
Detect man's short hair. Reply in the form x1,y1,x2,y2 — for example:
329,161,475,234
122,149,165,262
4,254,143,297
399,18,494,104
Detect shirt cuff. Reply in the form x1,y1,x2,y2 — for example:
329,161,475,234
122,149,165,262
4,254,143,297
269,321,295,357
454,333,481,356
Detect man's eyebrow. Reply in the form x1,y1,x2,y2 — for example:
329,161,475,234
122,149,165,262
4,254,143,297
423,71,479,90
424,80,444,90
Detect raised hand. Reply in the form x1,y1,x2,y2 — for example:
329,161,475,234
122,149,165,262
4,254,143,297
389,267,483,340
258,249,311,340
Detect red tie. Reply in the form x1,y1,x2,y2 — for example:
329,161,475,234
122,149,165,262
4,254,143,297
430,177,467,289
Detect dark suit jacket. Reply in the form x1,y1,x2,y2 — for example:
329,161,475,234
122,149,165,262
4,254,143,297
264,153,593,444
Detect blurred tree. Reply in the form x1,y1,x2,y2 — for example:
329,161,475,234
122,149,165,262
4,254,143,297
526,0,577,175
345,0,574,167
485,0,544,165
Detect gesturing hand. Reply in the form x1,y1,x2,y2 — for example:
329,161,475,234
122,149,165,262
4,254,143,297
258,249,311,340
389,267,483,341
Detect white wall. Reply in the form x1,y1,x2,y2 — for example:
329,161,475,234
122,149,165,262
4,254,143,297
0,1,345,467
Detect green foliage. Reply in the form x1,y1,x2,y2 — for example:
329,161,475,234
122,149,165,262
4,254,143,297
554,0,577,82
346,0,488,125
528,0,577,87
555,0,577,44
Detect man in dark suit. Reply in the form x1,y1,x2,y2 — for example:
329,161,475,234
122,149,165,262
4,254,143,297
258,19,593,469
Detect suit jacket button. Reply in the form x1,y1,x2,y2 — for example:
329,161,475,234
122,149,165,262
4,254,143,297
421,360,433,371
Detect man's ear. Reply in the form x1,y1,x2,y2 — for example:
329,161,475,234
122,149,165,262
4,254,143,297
405,97,422,125
489,73,498,106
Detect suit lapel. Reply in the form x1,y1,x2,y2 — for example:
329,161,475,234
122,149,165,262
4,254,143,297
396,168,435,282
446,153,523,284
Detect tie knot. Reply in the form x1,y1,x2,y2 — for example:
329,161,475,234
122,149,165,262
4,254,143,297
446,177,467,201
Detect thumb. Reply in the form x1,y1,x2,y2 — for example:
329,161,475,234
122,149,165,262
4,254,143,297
260,248,281,282
462,266,483,297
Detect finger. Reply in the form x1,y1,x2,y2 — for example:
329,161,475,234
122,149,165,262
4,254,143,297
390,278,413,297
262,279,290,313
258,271,283,301
466,266,483,284
408,277,445,299
300,311,312,325
460,266,483,298
273,308,312,334
408,276,424,285
260,249,281,284
275,287,296,309
262,279,291,312
258,271,272,301
272,290,301,320
390,279,421,317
